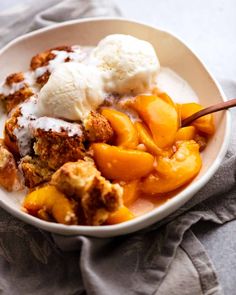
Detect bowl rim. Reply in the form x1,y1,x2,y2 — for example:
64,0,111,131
0,17,231,236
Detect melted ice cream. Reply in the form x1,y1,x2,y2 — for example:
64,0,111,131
156,67,199,103
31,117,83,136
13,96,38,156
34,47,89,79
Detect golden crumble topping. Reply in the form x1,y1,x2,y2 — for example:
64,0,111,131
52,159,123,225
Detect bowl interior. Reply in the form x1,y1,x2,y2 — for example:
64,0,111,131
0,19,229,237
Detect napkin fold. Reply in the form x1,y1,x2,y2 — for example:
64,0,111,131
0,0,121,47
0,1,235,294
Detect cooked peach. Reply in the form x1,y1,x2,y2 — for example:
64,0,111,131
106,206,134,225
158,92,176,109
23,185,78,225
37,209,52,222
175,126,196,141
132,95,179,148
92,143,154,181
135,122,163,156
101,108,138,149
119,180,139,206
179,103,215,135
141,140,202,194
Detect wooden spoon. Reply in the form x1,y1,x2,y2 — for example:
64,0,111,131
181,98,236,127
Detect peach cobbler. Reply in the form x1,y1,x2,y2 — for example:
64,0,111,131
0,35,214,226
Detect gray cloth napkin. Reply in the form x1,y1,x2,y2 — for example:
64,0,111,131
0,0,121,47
0,1,235,294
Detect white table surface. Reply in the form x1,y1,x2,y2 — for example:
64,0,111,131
116,0,236,80
1,0,236,293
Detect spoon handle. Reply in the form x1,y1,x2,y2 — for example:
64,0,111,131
181,98,236,127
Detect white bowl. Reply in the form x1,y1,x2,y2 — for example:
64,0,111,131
0,18,231,237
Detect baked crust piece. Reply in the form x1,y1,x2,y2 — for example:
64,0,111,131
32,127,86,170
0,72,34,113
83,111,114,143
4,108,113,160
30,46,73,86
51,159,123,225
30,46,72,70
20,155,54,188
0,139,21,191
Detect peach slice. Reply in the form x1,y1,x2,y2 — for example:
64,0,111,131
101,108,138,149
141,140,202,194
175,126,196,141
135,122,163,156
158,92,176,109
132,95,179,148
23,185,78,225
92,143,154,181
106,206,134,224
179,103,215,135
120,180,139,206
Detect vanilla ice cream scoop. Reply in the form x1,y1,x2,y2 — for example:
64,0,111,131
38,62,104,121
91,34,160,95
